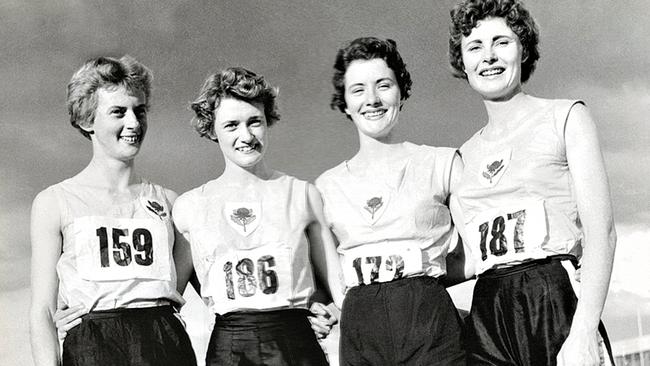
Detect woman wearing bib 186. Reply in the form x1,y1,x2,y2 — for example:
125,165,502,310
173,67,345,366
448,0,617,364
315,37,466,365
29,56,196,366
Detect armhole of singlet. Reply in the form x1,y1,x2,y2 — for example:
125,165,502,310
49,184,70,231
556,100,586,145
441,148,459,201
303,179,313,223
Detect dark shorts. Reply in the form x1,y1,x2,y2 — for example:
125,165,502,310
465,256,578,366
340,276,466,366
206,308,328,366
62,305,196,366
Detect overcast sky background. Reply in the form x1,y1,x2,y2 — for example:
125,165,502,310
1,0,649,364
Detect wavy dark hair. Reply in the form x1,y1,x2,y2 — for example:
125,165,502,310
67,55,152,139
190,67,280,141
330,37,412,116
448,0,540,83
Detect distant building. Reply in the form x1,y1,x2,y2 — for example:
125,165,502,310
613,335,650,366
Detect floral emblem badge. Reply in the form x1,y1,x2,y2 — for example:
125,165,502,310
364,197,383,219
225,202,261,236
144,199,167,220
230,207,256,232
478,148,511,187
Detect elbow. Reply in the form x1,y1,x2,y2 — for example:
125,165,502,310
608,224,617,251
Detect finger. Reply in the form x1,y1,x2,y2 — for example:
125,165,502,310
55,306,87,326
309,302,329,316
310,322,330,337
54,305,86,322
57,317,82,340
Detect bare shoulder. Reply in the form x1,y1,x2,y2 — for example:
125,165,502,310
163,188,179,205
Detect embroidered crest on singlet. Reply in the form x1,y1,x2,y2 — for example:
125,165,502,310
225,202,261,236
465,200,548,273
340,241,423,287
203,242,293,310
351,186,390,225
364,196,384,219
74,216,172,281
478,148,511,187
141,197,167,221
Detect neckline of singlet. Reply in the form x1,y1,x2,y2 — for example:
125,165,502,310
476,101,554,144
199,170,285,198
61,177,148,207
342,142,413,191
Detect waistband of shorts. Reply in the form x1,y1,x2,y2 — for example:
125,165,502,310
347,274,440,293
83,304,175,320
479,254,577,280
214,308,312,336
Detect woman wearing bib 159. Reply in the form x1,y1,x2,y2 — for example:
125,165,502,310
448,0,616,364
315,37,466,365
173,67,344,366
29,56,196,366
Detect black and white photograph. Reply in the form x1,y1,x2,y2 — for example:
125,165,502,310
1,0,648,365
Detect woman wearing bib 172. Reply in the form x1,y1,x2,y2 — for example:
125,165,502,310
448,0,617,364
29,56,196,366
315,37,466,365
173,67,345,366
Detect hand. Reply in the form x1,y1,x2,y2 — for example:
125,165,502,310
308,302,337,339
556,328,601,366
53,305,87,340
574,267,582,282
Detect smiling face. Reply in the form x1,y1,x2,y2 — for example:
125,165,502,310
212,97,268,170
461,17,524,101
343,58,402,140
87,86,147,162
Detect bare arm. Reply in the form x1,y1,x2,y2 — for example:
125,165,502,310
445,152,476,286
30,190,64,366
169,191,198,295
305,184,345,310
557,103,616,364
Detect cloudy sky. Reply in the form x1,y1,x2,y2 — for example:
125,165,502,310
1,0,648,363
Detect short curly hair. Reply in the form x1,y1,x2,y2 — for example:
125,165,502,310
330,37,412,115
67,55,152,139
190,67,280,141
448,0,540,83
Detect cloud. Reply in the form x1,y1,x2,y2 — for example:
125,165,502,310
609,223,650,299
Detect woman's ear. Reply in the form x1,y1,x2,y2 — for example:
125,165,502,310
78,121,94,135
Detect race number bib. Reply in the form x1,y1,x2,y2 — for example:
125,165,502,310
74,216,171,281
341,242,423,287
204,242,293,310
466,200,548,272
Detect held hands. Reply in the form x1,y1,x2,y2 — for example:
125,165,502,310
308,302,339,339
556,327,602,366
53,305,87,340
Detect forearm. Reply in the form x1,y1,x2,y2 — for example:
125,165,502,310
572,225,616,330
30,309,60,366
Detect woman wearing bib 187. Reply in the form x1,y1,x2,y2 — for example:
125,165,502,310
173,67,344,366
315,37,467,365
448,0,617,364
29,56,196,366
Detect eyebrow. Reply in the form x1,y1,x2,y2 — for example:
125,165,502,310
347,77,394,89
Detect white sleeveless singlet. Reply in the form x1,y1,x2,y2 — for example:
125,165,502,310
174,172,316,315
457,99,584,275
53,179,184,311
315,142,458,288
